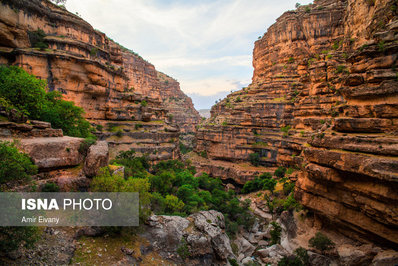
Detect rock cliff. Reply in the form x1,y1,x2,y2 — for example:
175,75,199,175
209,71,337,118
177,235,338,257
196,0,398,247
0,0,199,160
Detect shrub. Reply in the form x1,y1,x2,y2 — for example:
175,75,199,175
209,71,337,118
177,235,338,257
199,150,208,158
115,129,123,138
335,65,348,74
135,123,143,130
96,124,103,131
90,47,98,57
235,96,242,102
309,232,335,251
0,141,38,184
0,66,46,119
164,194,184,213
140,100,148,107
249,152,260,166
274,166,286,178
28,29,48,49
0,226,40,252
176,238,190,259
41,182,60,192
270,221,282,245
40,91,92,138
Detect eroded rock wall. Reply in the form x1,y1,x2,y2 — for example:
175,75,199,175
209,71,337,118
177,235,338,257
197,0,398,247
0,0,198,160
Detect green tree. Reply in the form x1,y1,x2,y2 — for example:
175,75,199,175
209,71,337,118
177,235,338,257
164,195,184,213
0,66,46,119
40,91,92,138
249,152,260,166
0,227,40,252
309,232,335,251
0,141,37,184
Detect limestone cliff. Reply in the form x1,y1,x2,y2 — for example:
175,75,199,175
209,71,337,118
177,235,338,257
0,0,198,159
158,72,201,134
196,0,398,247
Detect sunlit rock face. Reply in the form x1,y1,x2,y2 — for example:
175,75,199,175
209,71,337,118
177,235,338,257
196,0,398,246
0,0,199,160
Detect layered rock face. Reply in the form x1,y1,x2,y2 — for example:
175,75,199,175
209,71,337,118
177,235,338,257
0,0,198,159
158,72,201,134
197,0,398,247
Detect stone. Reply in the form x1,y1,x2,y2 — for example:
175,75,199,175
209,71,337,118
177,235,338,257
372,250,398,266
83,141,109,177
30,120,51,129
19,137,84,169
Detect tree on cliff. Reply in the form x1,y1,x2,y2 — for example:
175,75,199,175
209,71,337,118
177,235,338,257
0,66,92,138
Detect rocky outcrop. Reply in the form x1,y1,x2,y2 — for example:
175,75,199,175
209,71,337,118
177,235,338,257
143,210,234,264
196,0,398,248
83,140,109,177
0,0,198,160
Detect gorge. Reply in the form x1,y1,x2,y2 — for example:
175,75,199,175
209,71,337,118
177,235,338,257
0,0,397,265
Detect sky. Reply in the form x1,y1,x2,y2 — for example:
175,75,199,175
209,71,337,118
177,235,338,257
65,0,312,109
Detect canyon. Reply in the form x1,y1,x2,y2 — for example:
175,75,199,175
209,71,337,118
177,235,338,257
0,0,397,265
0,0,200,160
196,0,398,250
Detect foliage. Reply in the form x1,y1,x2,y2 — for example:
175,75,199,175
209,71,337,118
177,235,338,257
0,226,40,252
270,221,282,245
0,66,92,138
91,167,151,222
164,194,185,213
176,238,190,259
309,232,335,251
41,182,60,192
40,91,92,138
140,100,148,107
241,173,277,194
249,152,260,166
179,142,192,154
274,166,286,178
0,141,37,184
0,66,46,119
28,29,48,50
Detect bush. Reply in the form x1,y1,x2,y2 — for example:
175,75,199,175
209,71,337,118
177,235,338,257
164,194,184,213
0,66,46,119
41,182,60,192
176,238,190,259
140,100,148,107
274,166,286,178
0,226,40,252
270,221,282,245
28,29,48,49
0,66,93,138
0,141,37,184
309,232,335,251
40,91,92,138
249,152,260,166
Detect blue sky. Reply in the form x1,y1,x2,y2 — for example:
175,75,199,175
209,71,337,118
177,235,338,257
65,0,312,109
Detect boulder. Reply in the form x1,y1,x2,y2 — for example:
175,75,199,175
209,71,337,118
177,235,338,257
19,137,84,169
372,250,398,266
144,211,234,262
83,141,109,177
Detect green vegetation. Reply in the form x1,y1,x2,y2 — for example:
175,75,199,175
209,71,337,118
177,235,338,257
309,232,335,251
270,221,282,245
28,29,48,50
281,125,291,137
90,47,98,57
179,142,192,154
235,96,242,102
140,100,148,107
0,66,93,138
199,150,208,158
41,182,60,192
274,166,286,178
94,153,255,237
305,6,311,13
96,124,103,131
241,172,276,194
249,152,260,166
0,227,40,253
278,247,309,266
288,57,295,64
335,65,348,74
378,40,385,52
0,141,37,184
176,238,190,259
